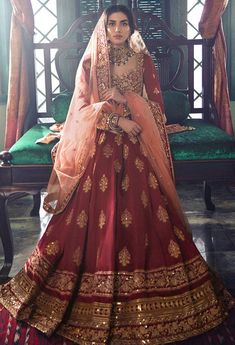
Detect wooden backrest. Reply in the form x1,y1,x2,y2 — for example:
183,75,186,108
33,10,214,123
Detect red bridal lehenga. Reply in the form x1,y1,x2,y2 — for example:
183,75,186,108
0,14,235,345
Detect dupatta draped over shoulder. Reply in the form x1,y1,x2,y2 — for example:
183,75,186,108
43,13,189,231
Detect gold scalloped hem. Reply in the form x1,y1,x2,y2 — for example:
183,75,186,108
5,299,233,345
55,314,229,345
22,282,234,345
0,270,234,344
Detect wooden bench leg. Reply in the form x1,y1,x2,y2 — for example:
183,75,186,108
30,192,41,217
0,190,41,282
203,181,215,211
0,192,14,282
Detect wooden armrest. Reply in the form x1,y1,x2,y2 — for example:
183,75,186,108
0,151,13,166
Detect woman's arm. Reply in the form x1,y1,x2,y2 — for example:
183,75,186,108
143,54,164,106
143,54,166,123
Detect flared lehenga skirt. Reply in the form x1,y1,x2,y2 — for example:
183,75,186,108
0,129,234,345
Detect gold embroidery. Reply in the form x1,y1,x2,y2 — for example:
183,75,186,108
141,191,148,208
149,100,174,178
153,86,160,94
45,271,76,295
96,21,110,100
2,248,232,345
0,256,220,312
119,247,131,267
98,131,106,144
129,135,138,144
56,283,231,344
168,240,181,259
76,210,88,228
109,45,135,66
140,143,148,157
114,133,123,146
65,209,74,225
135,157,144,172
122,174,130,192
3,255,231,345
90,145,96,158
45,241,60,256
123,144,129,159
99,210,106,229
103,144,113,158
73,247,81,267
114,160,122,173
121,209,132,228
26,247,51,280
28,291,68,331
174,226,185,241
97,112,109,131
2,270,231,345
35,255,209,297
83,176,92,193
99,174,108,192
111,53,144,95
148,172,158,189
157,205,168,223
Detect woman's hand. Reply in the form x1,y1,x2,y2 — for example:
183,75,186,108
103,87,126,104
118,117,142,136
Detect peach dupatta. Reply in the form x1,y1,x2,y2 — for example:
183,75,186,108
126,92,189,230
43,13,115,214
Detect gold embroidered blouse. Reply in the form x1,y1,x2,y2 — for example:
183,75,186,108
97,52,144,131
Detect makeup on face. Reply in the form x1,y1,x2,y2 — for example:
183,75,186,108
107,12,130,46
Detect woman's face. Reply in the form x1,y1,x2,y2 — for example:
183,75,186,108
106,12,131,47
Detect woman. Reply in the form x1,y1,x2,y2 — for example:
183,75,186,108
0,4,234,345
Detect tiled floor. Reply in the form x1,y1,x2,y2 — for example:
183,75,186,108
178,182,235,294
1,182,235,294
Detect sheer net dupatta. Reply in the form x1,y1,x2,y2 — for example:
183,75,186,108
126,92,190,232
43,13,111,214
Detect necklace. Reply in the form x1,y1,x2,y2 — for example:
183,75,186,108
109,45,135,66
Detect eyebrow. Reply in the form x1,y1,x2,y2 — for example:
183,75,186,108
108,19,129,23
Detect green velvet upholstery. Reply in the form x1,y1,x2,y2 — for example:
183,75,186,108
9,124,56,165
7,118,235,165
169,119,235,160
51,90,191,125
163,90,190,124
51,92,72,123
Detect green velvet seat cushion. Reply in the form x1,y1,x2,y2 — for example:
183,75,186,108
8,119,235,165
9,124,56,165
169,119,235,160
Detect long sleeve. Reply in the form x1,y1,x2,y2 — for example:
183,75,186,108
143,54,164,107
143,54,166,123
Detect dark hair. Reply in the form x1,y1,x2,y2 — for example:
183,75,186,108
103,4,136,35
